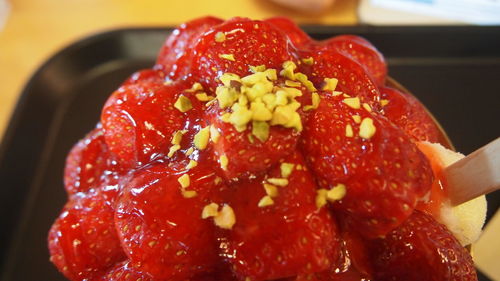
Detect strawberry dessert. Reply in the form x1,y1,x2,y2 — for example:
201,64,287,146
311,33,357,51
48,16,486,281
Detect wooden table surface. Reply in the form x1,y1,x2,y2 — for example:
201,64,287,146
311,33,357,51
0,0,357,138
1,1,498,280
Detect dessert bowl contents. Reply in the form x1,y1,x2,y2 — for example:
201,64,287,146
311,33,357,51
48,16,485,281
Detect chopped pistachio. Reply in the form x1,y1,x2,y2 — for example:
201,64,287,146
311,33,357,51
285,80,301,87
219,73,241,87
186,82,203,92
213,204,236,229
267,178,289,186
295,72,317,92
202,203,219,219
171,130,187,145
220,113,231,123
302,57,314,65
186,160,198,170
343,97,361,109
363,103,372,112
185,147,194,156
250,65,266,73
195,92,214,102
220,155,229,170
359,117,376,139
263,183,278,197
216,87,238,108
316,189,328,208
304,92,320,111
326,184,346,202
322,78,338,91
215,32,226,42
280,163,295,178
168,144,181,158
219,54,235,61
345,124,354,137
380,99,390,107
194,126,210,150
352,115,361,123
209,125,221,144
177,174,190,188
174,95,192,112
258,196,274,207
250,101,273,121
280,61,297,80
252,121,270,142
182,190,198,198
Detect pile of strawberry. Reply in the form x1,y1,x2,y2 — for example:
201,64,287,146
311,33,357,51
48,17,477,281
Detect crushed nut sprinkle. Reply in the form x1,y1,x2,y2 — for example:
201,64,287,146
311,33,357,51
174,95,193,112
343,97,361,109
267,178,289,186
359,117,376,139
215,32,226,42
280,163,295,178
194,126,210,150
258,195,274,207
219,54,235,61
214,61,322,142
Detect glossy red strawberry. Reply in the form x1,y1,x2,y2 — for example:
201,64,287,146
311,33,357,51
192,18,294,91
98,261,153,281
207,105,300,181
370,210,477,281
218,152,340,280
265,17,311,48
156,16,224,79
318,35,387,85
64,127,121,195
305,49,381,110
380,86,448,146
48,189,126,281
101,79,200,168
114,162,223,280
301,93,433,238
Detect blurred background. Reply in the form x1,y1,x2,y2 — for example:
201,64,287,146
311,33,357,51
0,0,499,280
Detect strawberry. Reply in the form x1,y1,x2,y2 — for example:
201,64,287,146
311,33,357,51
114,162,223,280
265,17,311,48
318,35,387,85
218,151,340,280
156,16,224,79
301,93,433,238
305,49,381,111
48,189,126,281
207,104,300,181
101,79,204,168
370,210,478,281
380,86,449,146
64,127,121,195
98,261,153,281
191,18,294,91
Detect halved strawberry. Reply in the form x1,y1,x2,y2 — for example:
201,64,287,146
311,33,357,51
114,162,223,280
318,35,387,85
191,18,294,91
64,127,121,195
380,86,448,146
370,210,477,281
98,261,153,281
101,79,203,168
301,93,433,238
218,151,340,280
305,49,381,111
265,17,311,49
156,16,224,79
48,189,126,281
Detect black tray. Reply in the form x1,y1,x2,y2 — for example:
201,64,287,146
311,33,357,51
1,26,499,281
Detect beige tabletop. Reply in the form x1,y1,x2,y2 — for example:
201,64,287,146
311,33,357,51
0,0,498,280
